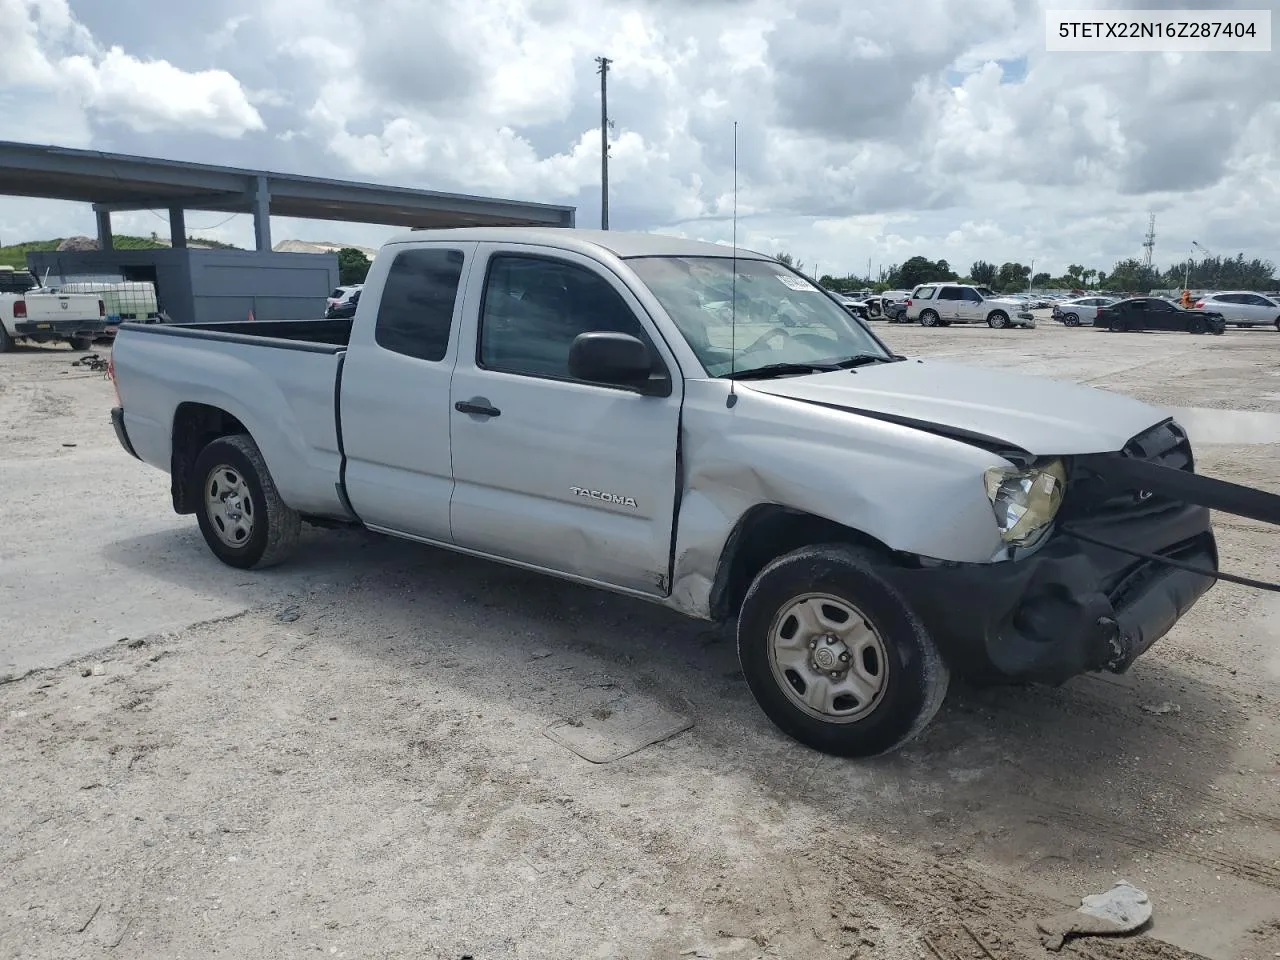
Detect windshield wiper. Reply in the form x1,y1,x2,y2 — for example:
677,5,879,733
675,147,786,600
822,353,906,368
725,361,842,380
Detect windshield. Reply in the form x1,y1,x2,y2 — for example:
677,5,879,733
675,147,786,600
625,256,890,377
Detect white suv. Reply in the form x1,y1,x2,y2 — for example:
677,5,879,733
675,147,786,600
1193,292,1280,329
905,284,1036,329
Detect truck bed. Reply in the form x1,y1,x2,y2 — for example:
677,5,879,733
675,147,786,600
111,317,354,519
120,317,354,351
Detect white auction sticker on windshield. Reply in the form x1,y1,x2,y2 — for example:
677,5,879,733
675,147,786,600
777,275,818,291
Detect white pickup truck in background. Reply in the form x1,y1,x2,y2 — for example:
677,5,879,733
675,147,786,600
108,228,1221,757
0,266,107,351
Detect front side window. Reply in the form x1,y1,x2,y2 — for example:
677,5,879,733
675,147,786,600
913,286,936,300
374,248,465,362
479,254,651,380
626,256,889,378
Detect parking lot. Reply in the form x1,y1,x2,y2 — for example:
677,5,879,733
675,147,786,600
2,319,1278,959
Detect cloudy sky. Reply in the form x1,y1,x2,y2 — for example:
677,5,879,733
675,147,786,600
2,0,1277,279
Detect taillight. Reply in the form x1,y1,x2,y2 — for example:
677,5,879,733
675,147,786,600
108,354,122,405
99,299,106,316
13,300,26,319
905,299,912,307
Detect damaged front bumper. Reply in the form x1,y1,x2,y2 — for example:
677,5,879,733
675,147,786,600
883,502,1217,684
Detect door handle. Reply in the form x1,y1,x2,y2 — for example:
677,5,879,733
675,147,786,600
454,398,501,418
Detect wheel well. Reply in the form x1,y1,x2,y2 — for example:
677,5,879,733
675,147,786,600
708,505,898,622
171,402,248,514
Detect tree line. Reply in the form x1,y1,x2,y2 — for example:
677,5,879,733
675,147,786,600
805,252,1277,295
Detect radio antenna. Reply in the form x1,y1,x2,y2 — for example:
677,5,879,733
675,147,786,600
727,120,739,408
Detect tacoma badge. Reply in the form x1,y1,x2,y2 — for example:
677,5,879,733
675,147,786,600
571,486,638,508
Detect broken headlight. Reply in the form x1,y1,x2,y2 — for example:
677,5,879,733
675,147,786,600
984,458,1067,545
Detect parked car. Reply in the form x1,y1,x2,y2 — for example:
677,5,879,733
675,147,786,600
326,287,361,319
0,285,107,351
1192,292,1280,330
882,290,912,322
1095,298,1226,334
905,284,1036,328
1052,297,1118,326
110,227,1220,757
326,285,362,314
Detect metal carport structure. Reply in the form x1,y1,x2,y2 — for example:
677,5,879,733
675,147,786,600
0,140,576,323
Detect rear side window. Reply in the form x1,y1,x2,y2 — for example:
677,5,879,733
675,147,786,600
937,286,962,300
374,248,465,362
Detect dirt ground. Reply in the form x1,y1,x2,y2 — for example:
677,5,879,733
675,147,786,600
1,321,1278,960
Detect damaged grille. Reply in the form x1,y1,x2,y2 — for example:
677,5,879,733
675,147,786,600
1059,419,1194,521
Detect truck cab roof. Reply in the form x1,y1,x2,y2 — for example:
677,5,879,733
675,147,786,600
382,227,774,262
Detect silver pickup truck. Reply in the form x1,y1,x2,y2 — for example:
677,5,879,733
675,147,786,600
109,228,1219,757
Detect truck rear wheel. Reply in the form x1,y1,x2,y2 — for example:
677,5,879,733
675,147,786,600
68,337,92,351
736,544,949,757
0,325,12,352
192,434,300,569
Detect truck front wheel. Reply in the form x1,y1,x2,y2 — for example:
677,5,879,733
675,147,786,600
737,544,949,757
192,434,300,569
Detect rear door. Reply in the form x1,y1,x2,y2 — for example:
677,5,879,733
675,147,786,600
340,242,475,541
447,243,683,595
935,285,964,322
1143,299,1179,331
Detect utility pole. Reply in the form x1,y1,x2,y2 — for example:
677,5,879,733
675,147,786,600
596,56,612,230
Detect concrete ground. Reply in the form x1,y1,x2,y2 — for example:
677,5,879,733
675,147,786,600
1,319,1278,960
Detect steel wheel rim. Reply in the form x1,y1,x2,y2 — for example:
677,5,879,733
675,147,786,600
767,592,889,724
204,463,255,548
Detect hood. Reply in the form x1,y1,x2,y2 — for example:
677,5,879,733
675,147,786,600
744,358,1166,456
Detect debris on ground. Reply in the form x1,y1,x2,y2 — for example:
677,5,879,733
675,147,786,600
276,606,301,623
1140,701,1180,716
1036,880,1153,951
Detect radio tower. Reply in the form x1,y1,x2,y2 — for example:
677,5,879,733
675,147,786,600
1142,212,1156,268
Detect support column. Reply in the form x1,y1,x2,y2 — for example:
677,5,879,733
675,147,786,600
169,207,187,248
252,176,272,252
95,209,114,251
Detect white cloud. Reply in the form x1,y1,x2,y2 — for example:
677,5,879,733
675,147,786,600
0,0,263,138
0,0,1277,282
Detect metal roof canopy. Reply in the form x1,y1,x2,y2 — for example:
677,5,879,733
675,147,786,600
0,139,575,251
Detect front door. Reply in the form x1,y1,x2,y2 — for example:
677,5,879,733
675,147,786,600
959,287,985,322
448,245,683,596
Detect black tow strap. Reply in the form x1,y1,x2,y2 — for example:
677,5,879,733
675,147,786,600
1065,454,1280,593
1074,453,1280,527
1062,525,1280,594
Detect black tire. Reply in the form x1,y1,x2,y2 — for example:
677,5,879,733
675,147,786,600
1109,316,1128,332
0,324,12,352
1064,313,1080,326
1274,317,1280,331
192,434,300,569
919,309,939,327
987,311,1009,329
1211,325,1224,336
1188,316,1206,335
68,336,92,350
737,544,949,757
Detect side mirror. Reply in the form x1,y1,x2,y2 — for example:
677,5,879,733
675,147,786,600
568,331,668,395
